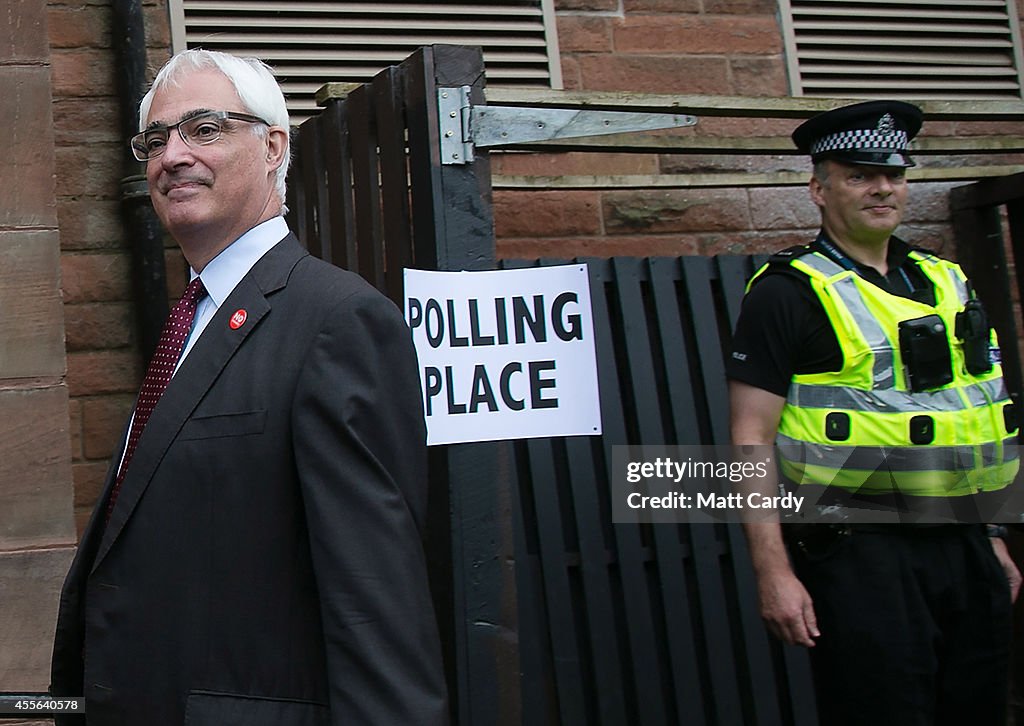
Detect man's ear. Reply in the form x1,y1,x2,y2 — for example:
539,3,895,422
808,175,826,208
265,126,289,172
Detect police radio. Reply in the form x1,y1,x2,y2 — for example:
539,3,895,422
955,296,994,376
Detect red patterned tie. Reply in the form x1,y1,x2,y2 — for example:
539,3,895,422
106,277,207,521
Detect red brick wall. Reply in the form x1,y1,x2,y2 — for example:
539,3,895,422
47,0,1024,530
494,0,788,259
49,0,184,533
492,0,1024,260
1,0,76,700
557,0,784,94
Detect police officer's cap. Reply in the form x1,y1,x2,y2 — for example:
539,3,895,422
792,100,923,168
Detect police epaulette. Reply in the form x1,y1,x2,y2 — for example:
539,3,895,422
907,246,939,263
748,244,814,287
766,244,813,265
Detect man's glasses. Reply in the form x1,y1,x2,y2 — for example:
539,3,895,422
130,110,269,162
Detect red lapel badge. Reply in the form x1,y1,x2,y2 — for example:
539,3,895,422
229,309,247,330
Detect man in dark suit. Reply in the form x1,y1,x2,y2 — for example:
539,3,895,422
50,49,448,725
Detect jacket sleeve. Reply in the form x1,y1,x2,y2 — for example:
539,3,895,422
291,285,448,726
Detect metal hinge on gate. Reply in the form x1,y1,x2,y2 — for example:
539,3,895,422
438,86,698,165
438,86,476,164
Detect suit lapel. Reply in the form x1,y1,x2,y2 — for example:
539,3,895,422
93,235,308,570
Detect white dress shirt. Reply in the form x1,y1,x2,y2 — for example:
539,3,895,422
176,215,289,372
116,217,289,473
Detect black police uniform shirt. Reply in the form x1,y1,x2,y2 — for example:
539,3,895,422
726,233,936,395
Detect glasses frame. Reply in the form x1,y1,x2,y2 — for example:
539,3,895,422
130,110,270,162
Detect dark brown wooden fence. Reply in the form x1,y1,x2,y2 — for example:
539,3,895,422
503,255,817,725
950,173,1024,724
285,43,815,726
951,171,1024,411
286,45,495,298
286,45,498,724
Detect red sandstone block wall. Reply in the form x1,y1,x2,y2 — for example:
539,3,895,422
1,0,77,700
496,0,797,260
47,0,1024,528
49,0,179,532
492,0,1024,261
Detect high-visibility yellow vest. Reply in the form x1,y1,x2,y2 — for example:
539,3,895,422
754,248,1019,496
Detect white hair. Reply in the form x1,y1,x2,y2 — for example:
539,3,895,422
139,49,291,209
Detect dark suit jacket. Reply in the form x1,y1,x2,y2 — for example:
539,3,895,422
51,234,448,726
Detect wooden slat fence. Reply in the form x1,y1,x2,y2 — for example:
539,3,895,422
286,45,498,724
950,171,1024,410
501,256,816,725
286,43,886,726
949,171,1024,725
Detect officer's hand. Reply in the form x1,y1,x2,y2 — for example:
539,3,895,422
756,569,820,647
989,536,1022,603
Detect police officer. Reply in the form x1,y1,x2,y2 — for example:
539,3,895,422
728,100,1022,725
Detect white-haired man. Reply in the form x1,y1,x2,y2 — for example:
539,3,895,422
50,49,448,726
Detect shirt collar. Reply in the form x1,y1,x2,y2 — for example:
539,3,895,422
812,231,912,273
191,216,288,307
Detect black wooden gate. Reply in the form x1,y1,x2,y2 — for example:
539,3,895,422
502,256,816,726
950,173,1024,724
287,44,817,726
950,171,1024,409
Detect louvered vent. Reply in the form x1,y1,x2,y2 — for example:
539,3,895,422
171,0,561,123
780,0,1024,99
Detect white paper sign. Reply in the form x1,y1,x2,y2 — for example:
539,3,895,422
404,265,602,446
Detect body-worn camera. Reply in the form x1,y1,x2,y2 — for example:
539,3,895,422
899,315,953,392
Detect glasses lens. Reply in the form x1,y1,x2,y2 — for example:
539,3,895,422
131,129,169,161
181,114,226,146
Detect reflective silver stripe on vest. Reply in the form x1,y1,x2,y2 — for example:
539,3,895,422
945,264,969,304
787,378,1011,412
798,253,895,389
794,251,846,277
777,433,1020,472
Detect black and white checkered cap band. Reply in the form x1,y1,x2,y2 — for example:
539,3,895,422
810,128,908,155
